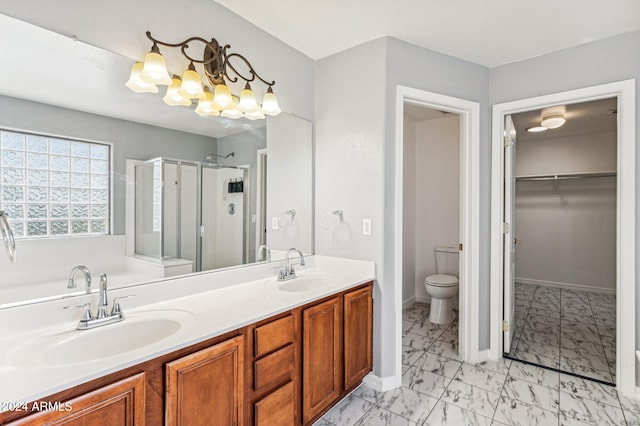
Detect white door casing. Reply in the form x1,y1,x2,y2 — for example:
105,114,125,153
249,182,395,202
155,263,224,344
489,79,636,397
394,85,482,383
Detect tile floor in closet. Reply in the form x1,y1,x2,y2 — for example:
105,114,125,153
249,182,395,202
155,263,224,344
312,302,640,426
505,283,617,384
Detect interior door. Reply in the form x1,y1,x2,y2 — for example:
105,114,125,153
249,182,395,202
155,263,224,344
503,115,517,353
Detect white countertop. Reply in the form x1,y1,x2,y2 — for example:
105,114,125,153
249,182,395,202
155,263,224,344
0,256,375,408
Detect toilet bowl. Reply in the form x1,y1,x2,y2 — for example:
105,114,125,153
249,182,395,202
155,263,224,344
424,274,458,324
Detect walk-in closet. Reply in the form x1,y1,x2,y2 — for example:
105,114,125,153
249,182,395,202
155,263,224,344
504,98,618,384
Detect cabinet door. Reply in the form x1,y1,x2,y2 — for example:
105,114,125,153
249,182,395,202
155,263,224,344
302,297,341,423
8,373,146,426
344,285,373,390
166,335,244,426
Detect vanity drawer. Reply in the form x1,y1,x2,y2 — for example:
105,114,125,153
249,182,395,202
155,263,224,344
254,380,295,426
254,343,294,392
254,315,294,357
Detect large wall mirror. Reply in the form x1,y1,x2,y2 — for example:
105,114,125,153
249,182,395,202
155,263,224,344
0,14,313,308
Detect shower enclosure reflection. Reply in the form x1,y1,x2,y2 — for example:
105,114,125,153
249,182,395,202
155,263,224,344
134,158,248,273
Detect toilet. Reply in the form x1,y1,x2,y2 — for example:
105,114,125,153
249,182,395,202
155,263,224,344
424,246,459,324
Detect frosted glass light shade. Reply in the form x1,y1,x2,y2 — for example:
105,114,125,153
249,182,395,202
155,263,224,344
179,68,206,100
212,84,233,109
195,90,220,116
238,84,259,113
125,62,158,93
221,109,243,119
140,52,172,85
541,115,565,129
245,110,266,120
163,78,192,106
261,88,281,116
526,126,548,133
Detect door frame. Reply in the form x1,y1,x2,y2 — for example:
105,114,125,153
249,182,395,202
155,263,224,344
395,85,481,363
489,79,636,396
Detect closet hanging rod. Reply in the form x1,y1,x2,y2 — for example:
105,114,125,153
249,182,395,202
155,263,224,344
515,171,617,181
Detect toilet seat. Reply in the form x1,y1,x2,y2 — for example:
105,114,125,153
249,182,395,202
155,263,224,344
425,274,458,287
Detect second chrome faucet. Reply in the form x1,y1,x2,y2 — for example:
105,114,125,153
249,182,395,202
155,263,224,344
278,248,305,281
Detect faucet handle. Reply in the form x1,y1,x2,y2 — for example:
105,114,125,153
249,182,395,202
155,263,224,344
111,294,135,316
64,302,94,321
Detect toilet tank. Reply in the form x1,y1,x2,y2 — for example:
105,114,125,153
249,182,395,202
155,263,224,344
435,246,459,276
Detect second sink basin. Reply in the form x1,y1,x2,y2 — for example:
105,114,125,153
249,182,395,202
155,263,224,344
7,309,195,367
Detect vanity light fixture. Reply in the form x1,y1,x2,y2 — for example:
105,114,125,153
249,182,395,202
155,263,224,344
125,31,281,120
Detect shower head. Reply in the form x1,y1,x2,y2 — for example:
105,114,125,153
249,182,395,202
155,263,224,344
205,152,235,160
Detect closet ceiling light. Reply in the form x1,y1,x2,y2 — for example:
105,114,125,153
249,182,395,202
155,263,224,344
541,114,566,129
126,31,281,120
526,126,548,133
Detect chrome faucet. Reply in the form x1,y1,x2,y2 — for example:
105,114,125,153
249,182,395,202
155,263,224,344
68,265,92,294
257,245,271,262
0,210,16,263
278,248,305,281
64,273,134,330
97,273,109,319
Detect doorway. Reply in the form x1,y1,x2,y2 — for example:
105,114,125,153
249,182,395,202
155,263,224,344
503,98,618,384
401,104,461,361
489,80,636,396
394,86,482,373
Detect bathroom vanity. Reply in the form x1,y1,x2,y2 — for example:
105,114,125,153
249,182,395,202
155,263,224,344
0,256,374,425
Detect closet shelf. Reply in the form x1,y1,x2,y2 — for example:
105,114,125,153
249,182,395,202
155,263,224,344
515,171,617,181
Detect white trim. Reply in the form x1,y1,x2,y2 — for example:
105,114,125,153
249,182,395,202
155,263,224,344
254,148,267,256
362,373,402,392
395,86,482,376
489,79,636,397
471,349,490,364
402,296,416,310
416,295,430,304
515,278,616,295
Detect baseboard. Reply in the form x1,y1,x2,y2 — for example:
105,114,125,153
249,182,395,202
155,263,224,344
402,296,416,310
515,277,615,295
416,295,430,304
362,373,401,392
469,349,490,364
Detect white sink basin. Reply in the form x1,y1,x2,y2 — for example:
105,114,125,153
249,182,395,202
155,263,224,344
277,271,344,293
7,309,195,367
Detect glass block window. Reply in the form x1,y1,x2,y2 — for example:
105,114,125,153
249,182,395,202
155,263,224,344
0,130,110,238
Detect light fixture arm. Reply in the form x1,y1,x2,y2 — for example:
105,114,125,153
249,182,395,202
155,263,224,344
145,31,275,88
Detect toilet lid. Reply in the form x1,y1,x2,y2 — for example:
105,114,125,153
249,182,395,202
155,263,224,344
425,274,458,287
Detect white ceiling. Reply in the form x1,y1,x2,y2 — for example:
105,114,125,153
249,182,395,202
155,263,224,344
213,0,640,66
0,0,636,139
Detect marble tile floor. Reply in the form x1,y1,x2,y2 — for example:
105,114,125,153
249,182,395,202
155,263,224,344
313,302,639,426
505,284,617,384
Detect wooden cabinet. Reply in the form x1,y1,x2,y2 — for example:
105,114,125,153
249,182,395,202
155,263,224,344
165,335,244,426
254,380,295,426
7,373,146,426
247,314,298,425
344,285,373,390
302,296,342,423
2,282,373,426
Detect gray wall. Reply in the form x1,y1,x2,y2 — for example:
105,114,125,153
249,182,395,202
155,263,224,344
316,36,491,381
0,94,218,234
315,38,387,374
385,37,492,352
491,29,640,352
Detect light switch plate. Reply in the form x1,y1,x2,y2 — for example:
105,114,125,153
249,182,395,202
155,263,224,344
362,218,372,236
272,217,279,230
